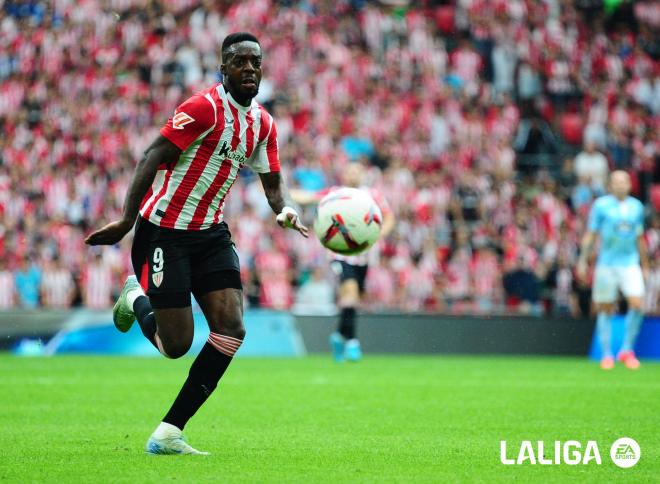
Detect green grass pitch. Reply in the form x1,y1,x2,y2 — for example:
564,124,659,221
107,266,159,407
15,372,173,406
1,354,658,483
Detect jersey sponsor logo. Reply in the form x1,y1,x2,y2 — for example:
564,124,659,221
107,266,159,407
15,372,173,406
218,140,247,164
172,111,195,129
615,222,633,234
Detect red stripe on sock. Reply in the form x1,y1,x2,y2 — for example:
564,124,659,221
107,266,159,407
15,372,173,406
208,332,243,357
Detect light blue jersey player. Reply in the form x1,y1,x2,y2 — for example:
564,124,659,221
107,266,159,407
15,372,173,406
578,171,649,370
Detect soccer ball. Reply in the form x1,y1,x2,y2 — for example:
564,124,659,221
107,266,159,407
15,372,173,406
313,187,383,255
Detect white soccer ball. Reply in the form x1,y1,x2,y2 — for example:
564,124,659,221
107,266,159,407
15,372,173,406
313,187,383,255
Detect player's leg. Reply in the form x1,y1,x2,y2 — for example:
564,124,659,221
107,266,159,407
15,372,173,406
117,278,194,358
113,223,205,454
159,285,244,434
344,264,368,362
330,261,358,361
147,224,243,454
338,279,360,338
595,302,616,369
116,219,194,358
593,265,617,369
113,219,158,340
618,266,645,369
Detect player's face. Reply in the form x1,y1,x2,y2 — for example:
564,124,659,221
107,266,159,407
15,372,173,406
343,164,364,187
610,172,631,198
222,41,262,103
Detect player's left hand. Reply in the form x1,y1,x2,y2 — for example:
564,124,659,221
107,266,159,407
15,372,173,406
85,219,134,245
276,208,309,238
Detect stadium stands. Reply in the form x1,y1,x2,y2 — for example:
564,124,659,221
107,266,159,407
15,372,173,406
1,0,658,315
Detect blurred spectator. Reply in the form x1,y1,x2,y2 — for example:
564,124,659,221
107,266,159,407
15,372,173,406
82,252,113,310
0,259,15,309
513,116,560,158
14,257,41,309
544,253,578,317
470,244,501,313
574,142,610,195
645,257,660,314
41,255,75,309
516,61,542,102
503,253,543,316
292,266,336,315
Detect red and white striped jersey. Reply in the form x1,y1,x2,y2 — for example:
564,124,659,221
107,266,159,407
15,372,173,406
0,270,15,309
41,268,74,308
82,263,113,309
140,83,280,230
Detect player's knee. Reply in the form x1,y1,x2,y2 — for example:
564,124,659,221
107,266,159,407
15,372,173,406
215,312,244,340
162,339,192,359
224,320,246,340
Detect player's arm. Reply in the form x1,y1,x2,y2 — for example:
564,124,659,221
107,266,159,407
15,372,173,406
577,230,596,283
381,209,395,239
250,117,307,237
259,172,308,237
577,199,603,283
289,188,322,206
637,204,649,279
86,94,214,245
638,235,649,279
85,136,181,245
373,192,395,238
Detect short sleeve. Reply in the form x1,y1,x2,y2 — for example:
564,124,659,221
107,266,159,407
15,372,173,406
247,119,280,174
587,200,602,232
160,94,216,151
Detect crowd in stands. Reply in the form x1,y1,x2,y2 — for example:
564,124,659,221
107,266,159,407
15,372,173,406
1,0,659,316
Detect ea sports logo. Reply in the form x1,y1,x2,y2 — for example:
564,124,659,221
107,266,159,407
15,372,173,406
610,437,640,468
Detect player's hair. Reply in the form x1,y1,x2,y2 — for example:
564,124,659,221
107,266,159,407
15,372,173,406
222,32,260,62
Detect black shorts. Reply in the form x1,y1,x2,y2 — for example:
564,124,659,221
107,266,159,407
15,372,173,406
131,217,242,309
332,260,368,294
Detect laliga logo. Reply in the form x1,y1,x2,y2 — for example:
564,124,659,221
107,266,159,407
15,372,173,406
500,440,602,465
500,438,640,467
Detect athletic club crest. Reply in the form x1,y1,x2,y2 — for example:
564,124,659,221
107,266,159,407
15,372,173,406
152,271,164,287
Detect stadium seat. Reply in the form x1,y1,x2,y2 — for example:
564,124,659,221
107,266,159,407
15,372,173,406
651,185,660,211
559,112,583,146
434,6,455,34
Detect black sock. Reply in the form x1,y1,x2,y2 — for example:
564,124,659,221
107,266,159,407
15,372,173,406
133,295,157,348
162,342,234,430
338,307,356,340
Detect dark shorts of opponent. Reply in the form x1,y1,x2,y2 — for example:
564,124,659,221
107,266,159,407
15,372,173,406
131,217,242,309
331,260,368,294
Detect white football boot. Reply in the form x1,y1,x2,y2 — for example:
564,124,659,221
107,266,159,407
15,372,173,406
145,422,209,455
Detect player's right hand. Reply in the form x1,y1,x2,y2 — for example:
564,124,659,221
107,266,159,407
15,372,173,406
85,219,133,246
